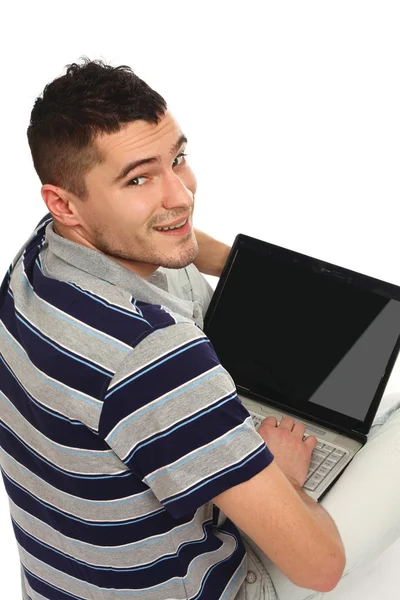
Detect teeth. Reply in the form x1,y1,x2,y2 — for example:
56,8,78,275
155,219,187,231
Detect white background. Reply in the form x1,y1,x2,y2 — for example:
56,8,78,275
1,1,400,598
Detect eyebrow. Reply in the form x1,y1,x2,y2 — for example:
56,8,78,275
113,133,188,184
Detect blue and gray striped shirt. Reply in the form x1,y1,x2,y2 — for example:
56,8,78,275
0,214,273,600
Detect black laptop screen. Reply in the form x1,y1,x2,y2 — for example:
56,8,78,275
204,237,400,430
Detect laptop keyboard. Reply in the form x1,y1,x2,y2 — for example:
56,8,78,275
250,413,348,491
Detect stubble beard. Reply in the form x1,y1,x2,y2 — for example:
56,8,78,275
92,226,199,270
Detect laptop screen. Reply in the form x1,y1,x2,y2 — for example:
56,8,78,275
204,235,400,435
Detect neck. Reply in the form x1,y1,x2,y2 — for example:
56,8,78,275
51,220,159,280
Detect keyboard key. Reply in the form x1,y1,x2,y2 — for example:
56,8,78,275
312,449,330,463
323,443,335,452
324,458,339,469
303,440,349,492
326,452,339,463
304,478,321,491
332,449,346,458
310,471,325,483
316,465,331,476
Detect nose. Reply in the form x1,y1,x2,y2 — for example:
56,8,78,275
161,171,194,211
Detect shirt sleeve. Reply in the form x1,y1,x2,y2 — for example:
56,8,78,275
98,321,274,518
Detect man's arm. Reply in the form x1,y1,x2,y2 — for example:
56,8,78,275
214,462,346,593
193,229,231,277
214,417,346,592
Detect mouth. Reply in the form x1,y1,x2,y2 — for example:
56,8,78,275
153,217,191,237
153,217,188,232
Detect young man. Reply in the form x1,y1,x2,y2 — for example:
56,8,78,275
0,58,346,600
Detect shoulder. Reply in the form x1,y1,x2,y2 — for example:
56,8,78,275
24,251,188,374
104,320,213,396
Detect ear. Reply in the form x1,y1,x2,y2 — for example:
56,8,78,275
41,184,81,228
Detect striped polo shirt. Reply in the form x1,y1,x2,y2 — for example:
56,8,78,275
0,213,273,600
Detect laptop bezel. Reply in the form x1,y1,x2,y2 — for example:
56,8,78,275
204,233,400,438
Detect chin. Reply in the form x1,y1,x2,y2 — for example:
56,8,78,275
160,240,199,270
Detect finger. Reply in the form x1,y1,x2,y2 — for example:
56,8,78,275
292,421,306,437
262,416,278,428
304,435,318,450
278,416,295,430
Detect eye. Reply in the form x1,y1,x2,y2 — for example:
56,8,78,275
173,152,188,168
127,176,146,187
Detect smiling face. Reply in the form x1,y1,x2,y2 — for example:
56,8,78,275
44,112,199,278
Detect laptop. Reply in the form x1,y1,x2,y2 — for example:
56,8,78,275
204,234,400,501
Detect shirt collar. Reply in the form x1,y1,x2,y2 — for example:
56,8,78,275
42,222,203,327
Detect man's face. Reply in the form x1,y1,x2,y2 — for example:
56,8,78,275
72,112,199,277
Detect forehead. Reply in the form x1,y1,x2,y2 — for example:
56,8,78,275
95,112,183,168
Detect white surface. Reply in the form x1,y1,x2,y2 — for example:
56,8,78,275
1,1,400,597
323,537,400,599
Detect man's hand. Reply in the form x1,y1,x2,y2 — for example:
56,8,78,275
193,229,231,277
257,416,317,488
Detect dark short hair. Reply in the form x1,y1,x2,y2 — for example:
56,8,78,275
27,57,167,199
